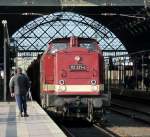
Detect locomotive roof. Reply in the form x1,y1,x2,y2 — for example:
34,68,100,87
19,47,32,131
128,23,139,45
50,37,98,43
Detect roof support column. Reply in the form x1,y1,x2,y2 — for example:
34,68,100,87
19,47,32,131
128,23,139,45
2,20,10,101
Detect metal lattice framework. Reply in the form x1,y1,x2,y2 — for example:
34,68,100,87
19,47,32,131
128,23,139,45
12,12,128,57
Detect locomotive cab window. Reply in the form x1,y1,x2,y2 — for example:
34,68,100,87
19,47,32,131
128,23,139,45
48,43,68,54
80,42,97,51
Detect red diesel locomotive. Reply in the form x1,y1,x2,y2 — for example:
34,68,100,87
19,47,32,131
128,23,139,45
40,37,110,122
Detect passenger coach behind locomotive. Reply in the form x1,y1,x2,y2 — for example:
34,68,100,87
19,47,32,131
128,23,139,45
40,37,110,122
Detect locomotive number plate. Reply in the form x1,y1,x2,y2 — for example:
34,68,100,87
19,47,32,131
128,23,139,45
69,64,87,71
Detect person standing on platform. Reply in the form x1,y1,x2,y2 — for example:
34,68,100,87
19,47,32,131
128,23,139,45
9,67,30,117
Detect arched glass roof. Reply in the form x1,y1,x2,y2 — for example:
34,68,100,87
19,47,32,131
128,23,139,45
12,12,128,57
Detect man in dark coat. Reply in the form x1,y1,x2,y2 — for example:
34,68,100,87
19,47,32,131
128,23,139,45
9,67,30,117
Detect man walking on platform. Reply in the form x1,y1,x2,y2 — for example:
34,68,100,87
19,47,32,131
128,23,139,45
9,67,30,117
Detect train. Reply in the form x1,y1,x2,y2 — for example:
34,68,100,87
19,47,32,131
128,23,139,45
27,36,110,122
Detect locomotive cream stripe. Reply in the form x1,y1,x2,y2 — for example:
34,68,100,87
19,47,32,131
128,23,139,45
42,84,104,92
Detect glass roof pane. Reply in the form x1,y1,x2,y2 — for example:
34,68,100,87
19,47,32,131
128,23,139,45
12,12,127,57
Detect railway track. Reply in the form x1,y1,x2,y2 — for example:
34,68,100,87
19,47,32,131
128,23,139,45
45,107,115,137
46,107,150,137
61,119,119,137
46,109,119,137
111,100,150,124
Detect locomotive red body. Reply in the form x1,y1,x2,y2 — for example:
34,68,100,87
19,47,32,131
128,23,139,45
40,37,110,122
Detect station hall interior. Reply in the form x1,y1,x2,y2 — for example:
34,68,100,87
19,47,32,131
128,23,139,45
0,1,150,137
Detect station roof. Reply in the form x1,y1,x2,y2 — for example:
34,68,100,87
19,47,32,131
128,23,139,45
0,0,150,58
0,0,146,6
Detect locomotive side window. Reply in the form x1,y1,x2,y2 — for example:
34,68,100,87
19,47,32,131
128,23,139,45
48,43,68,54
80,42,97,51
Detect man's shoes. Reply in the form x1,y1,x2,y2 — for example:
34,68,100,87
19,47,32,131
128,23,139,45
24,113,29,117
18,113,29,117
19,113,23,117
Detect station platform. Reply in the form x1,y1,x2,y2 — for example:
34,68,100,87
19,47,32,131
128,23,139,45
0,101,67,137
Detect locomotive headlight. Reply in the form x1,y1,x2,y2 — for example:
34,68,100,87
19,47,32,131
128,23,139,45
59,80,65,85
58,80,66,91
91,80,96,85
91,80,98,91
58,85,66,91
91,85,98,91
74,56,81,61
